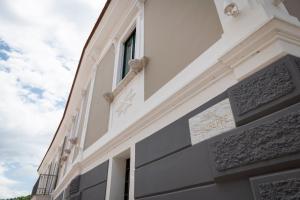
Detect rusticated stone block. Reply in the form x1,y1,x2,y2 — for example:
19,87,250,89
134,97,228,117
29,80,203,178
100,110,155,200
250,168,300,200
258,179,300,200
228,55,300,126
209,102,300,178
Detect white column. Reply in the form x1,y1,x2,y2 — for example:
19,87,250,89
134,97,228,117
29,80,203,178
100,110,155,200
78,65,98,157
129,145,135,200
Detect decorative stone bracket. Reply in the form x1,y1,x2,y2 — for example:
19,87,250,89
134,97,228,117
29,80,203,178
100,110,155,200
60,155,68,162
103,56,148,103
64,149,71,154
69,137,78,145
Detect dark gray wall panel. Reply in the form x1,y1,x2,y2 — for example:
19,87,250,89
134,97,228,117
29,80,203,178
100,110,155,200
135,141,213,198
55,192,64,200
70,193,81,200
81,182,106,200
228,55,300,126
135,92,227,168
135,118,191,168
80,161,108,190
65,185,71,199
70,176,80,195
209,102,300,179
137,179,253,200
250,168,300,200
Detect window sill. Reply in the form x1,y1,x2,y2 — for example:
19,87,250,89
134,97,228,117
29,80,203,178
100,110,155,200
103,56,148,103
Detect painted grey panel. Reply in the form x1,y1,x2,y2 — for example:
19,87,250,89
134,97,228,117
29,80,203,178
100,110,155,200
135,117,191,168
228,55,300,126
70,176,80,195
209,102,300,179
135,141,213,198
65,185,71,199
137,179,253,200
81,182,106,200
135,92,227,168
80,161,108,190
250,168,300,200
70,193,81,200
55,192,64,200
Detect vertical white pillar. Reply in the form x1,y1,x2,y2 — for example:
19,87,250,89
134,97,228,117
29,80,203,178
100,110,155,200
78,64,98,158
129,145,135,200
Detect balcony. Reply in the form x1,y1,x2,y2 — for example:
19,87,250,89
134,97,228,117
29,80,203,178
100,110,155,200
31,174,57,200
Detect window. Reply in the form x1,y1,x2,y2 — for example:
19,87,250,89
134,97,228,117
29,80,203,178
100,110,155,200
122,29,136,79
124,159,130,200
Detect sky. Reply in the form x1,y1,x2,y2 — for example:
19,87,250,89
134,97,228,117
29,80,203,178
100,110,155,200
0,0,106,198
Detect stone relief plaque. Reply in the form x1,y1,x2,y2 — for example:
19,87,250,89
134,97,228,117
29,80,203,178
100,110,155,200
189,98,235,145
115,89,136,117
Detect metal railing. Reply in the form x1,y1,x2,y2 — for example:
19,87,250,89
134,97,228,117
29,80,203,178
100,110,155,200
32,174,57,196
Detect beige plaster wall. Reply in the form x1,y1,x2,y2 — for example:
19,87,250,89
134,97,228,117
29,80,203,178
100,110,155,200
144,0,223,99
84,47,115,149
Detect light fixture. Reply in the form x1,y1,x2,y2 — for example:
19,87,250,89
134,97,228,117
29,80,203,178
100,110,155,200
224,0,240,17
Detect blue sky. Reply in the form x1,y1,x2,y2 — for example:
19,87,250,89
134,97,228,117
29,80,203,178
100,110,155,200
0,0,105,198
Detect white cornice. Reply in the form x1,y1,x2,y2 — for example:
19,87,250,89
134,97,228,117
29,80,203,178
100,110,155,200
220,18,300,69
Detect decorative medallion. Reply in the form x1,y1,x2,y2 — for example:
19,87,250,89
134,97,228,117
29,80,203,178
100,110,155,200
116,89,136,116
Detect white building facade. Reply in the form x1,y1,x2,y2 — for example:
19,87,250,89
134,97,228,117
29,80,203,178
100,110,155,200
31,0,300,200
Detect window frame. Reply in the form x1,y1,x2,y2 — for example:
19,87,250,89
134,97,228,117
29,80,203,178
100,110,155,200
111,8,144,90
122,29,136,79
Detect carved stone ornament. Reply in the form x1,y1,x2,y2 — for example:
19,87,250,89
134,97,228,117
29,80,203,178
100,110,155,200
71,115,77,122
103,92,114,103
128,56,148,74
64,149,71,154
189,99,235,145
61,156,68,162
116,89,136,116
69,137,78,145
103,56,148,103
224,1,240,17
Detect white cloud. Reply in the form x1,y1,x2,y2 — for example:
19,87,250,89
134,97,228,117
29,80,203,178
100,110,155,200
0,163,28,198
0,0,106,198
